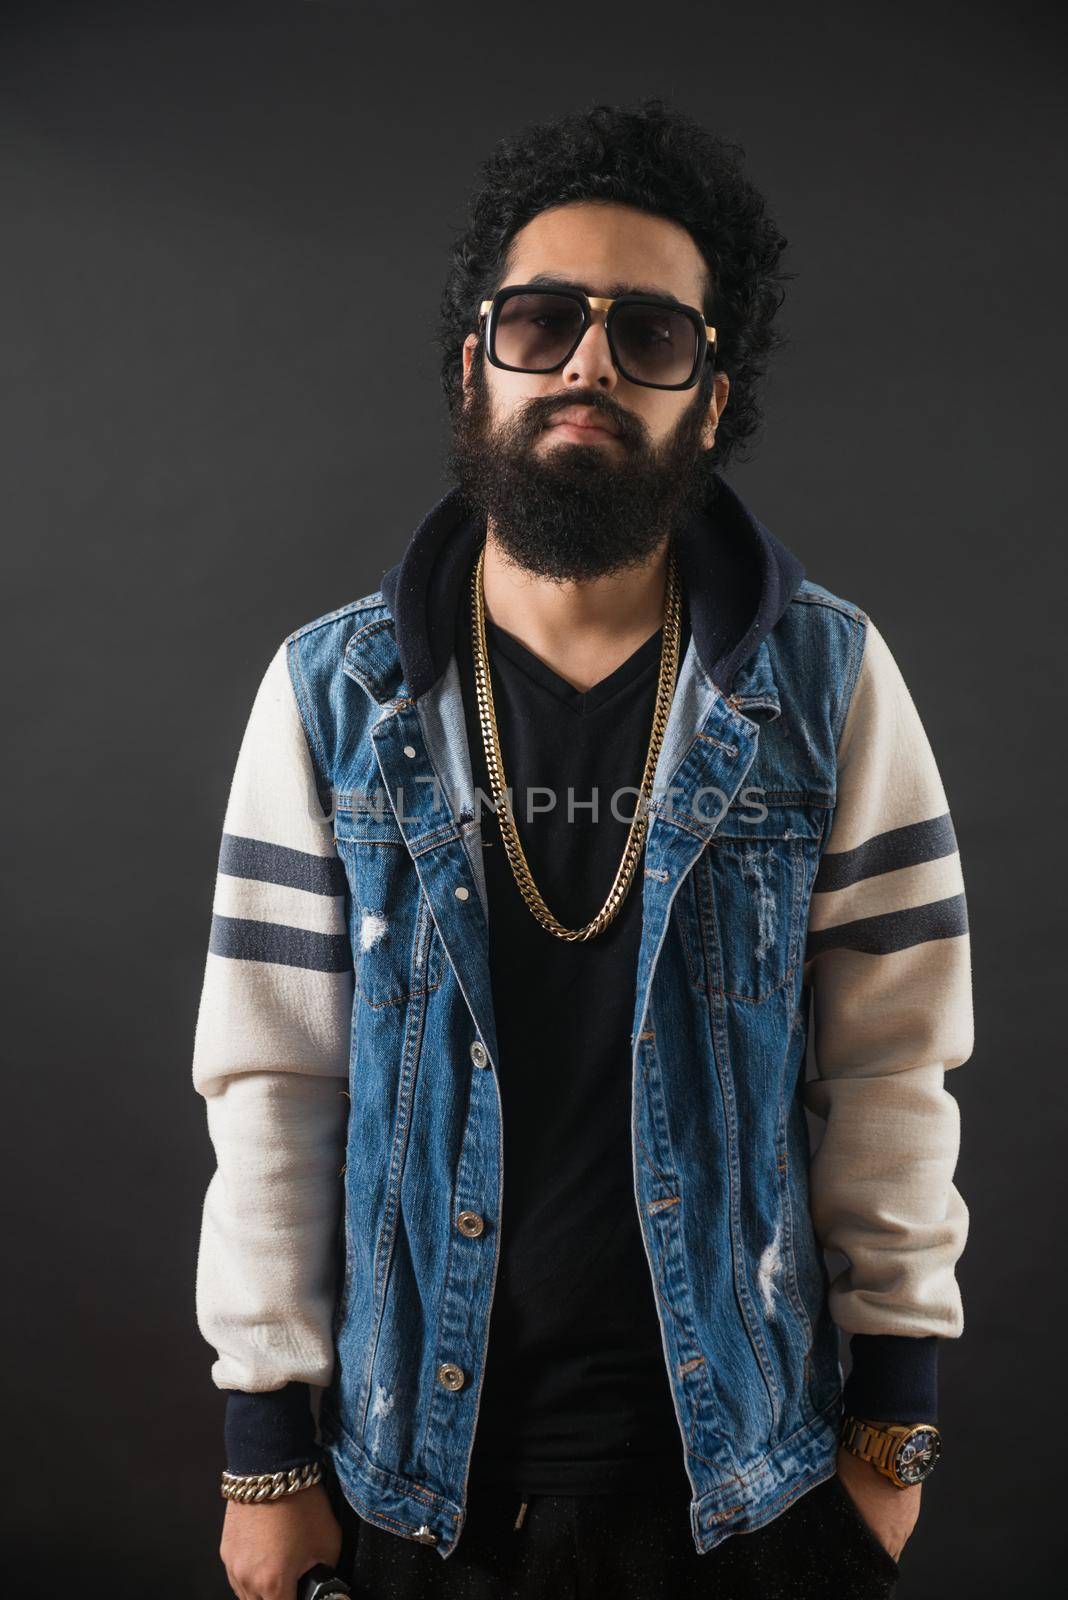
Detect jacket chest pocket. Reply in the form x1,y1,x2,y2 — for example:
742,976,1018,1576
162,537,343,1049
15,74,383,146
333,792,443,1009
683,797,830,1003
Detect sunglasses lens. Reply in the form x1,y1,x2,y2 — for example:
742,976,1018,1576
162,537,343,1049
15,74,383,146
493,291,585,372
611,302,699,387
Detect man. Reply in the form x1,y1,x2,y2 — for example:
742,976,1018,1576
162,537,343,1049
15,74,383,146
193,100,972,1599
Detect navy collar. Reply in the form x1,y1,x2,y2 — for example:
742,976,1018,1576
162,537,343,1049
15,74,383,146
379,472,805,701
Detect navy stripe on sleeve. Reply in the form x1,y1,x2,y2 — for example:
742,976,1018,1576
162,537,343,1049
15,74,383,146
209,914,352,973
813,812,957,893
219,833,347,896
805,892,968,959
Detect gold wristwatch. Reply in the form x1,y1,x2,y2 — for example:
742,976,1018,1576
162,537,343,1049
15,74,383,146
839,1414,942,1488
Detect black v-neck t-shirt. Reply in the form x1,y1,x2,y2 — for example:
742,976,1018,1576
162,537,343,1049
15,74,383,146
455,566,695,1497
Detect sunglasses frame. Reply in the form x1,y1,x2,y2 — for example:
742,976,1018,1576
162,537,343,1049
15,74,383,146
477,283,718,391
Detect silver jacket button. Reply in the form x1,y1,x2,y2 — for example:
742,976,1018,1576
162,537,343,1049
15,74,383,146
437,1362,466,1391
456,1210,484,1237
411,1524,438,1544
469,1040,489,1069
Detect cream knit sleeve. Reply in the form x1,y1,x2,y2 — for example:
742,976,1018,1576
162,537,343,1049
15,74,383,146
802,615,974,1342
191,639,353,1393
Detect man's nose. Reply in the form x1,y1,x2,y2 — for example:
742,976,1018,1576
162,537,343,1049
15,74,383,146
560,313,618,387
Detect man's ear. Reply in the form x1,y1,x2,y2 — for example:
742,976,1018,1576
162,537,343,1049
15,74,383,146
461,332,479,393
702,371,730,448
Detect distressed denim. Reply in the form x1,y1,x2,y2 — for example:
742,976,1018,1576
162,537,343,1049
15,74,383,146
286,558,866,1560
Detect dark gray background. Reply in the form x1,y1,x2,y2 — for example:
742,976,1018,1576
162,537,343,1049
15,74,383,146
2,2,1063,1594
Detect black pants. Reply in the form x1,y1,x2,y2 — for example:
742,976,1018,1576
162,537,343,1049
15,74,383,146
322,1460,901,1599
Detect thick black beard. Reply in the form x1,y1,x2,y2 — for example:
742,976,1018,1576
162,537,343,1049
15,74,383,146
443,358,715,583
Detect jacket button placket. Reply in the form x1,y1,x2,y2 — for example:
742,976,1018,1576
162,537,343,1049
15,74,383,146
416,1030,499,1495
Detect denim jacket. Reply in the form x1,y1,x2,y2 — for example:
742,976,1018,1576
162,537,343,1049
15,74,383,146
192,474,973,1557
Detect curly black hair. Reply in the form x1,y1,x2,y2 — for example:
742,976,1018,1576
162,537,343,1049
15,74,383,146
436,97,794,473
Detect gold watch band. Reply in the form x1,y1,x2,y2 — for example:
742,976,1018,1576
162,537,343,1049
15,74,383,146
840,1413,942,1489
841,1414,900,1474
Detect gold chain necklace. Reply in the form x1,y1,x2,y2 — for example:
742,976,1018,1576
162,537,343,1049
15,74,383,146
470,538,682,941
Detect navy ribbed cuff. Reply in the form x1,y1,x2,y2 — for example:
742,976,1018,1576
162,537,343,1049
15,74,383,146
842,1333,940,1424
223,1382,320,1475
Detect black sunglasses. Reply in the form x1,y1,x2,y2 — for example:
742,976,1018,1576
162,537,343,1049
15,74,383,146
478,284,718,392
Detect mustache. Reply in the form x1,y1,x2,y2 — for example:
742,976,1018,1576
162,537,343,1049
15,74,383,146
526,393,632,439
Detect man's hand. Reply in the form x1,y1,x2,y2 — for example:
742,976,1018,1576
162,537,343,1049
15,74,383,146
835,1443,921,1563
221,1483,344,1600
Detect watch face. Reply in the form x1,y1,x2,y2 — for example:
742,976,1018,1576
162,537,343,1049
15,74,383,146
893,1426,941,1484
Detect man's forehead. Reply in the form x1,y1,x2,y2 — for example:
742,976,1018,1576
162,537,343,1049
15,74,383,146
501,269,695,310
503,203,708,307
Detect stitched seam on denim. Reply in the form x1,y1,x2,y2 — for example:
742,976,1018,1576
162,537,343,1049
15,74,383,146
407,818,465,856
344,616,397,664
416,904,457,1470
338,835,405,848
831,609,868,752
694,858,782,1422
775,1095,816,1375
321,1415,462,1518
703,1469,829,1527
415,940,487,1472
351,756,466,863
285,593,388,644
721,790,834,812
356,975,443,1008
453,972,506,1517
788,587,867,623
697,1393,842,1507
357,894,435,1431
644,1203,722,1470
682,852,709,992
285,635,334,812
633,1038,671,1187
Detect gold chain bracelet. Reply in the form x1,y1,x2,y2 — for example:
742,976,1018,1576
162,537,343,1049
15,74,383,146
220,1460,323,1503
